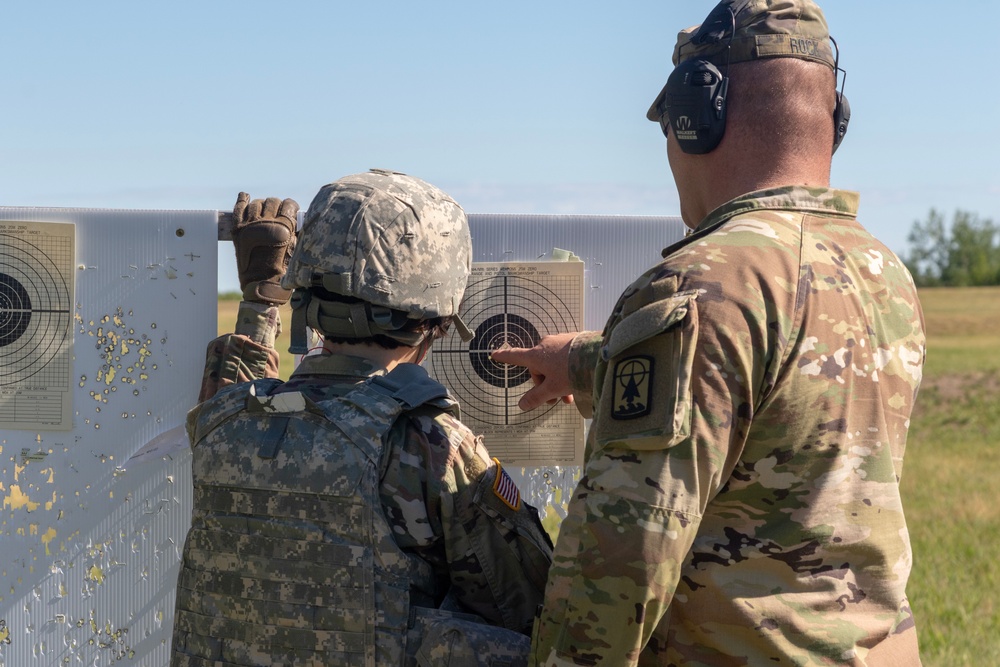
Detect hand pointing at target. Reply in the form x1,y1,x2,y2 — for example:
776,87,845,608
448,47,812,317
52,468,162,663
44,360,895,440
490,332,579,411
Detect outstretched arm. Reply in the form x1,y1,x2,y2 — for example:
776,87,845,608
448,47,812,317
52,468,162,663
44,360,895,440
198,193,298,402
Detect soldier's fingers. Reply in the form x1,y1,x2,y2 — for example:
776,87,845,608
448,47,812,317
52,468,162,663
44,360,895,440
277,198,300,225
246,198,264,221
544,395,575,406
516,374,569,411
261,197,282,220
490,347,534,368
233,192,251,221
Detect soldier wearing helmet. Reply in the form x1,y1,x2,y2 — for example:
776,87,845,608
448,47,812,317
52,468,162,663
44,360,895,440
170,169,552,667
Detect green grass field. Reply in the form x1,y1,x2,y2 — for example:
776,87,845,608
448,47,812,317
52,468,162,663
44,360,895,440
218,286,1000,665
902,287,1000,666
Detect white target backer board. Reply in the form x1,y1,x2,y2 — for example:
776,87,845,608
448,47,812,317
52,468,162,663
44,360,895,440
0,207,217,667
0,207,686,666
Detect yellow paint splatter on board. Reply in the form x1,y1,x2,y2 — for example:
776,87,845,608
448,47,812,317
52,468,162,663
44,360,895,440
4,484,40,511
42,527,57,555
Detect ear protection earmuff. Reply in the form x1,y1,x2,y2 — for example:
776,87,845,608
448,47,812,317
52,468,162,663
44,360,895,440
661,58,729,155
832,92,850,154
658,5,735,155
830,37,850,154
656,9,851,155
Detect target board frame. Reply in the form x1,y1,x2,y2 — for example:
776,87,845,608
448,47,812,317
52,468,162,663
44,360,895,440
429,261,585,465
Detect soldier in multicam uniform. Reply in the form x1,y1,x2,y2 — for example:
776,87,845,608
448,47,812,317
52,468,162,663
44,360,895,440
494,1,926,665
170,169,553,667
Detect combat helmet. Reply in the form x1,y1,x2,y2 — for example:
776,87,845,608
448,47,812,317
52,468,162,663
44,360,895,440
282,169,474,353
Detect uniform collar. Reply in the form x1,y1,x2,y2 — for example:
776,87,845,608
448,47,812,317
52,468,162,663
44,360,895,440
664,185,860,257
289,352,386,380
697,185,859,234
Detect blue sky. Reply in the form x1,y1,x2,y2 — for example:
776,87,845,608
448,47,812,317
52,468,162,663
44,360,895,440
5,1,998,293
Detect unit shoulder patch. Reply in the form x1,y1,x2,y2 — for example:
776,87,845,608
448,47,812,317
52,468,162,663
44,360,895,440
610,355,654,420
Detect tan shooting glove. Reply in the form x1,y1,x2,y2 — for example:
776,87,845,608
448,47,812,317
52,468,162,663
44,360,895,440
231,192,299,305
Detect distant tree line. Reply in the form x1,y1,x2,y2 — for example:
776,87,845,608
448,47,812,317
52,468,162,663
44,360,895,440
903,209,1000,287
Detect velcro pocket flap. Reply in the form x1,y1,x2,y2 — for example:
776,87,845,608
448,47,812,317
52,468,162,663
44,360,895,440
602,290,698,361
595,289,699,451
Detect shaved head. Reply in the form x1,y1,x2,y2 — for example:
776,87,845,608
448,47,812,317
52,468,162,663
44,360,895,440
723,57,838,163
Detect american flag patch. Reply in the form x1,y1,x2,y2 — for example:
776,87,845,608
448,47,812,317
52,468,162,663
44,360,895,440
492,459,521,511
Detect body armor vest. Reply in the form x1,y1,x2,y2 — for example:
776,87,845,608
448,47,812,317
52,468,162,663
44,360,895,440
171,364,466,666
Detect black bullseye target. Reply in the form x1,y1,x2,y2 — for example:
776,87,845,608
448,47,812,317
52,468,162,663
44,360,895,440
470,313,539,387
0,274,32,347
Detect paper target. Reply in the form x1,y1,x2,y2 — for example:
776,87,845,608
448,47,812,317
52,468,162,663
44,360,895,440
430,261,585,465
0,230,73,385
0,221,75,430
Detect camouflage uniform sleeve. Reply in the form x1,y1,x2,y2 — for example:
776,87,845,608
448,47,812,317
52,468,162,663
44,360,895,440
567,331,602,419
197,302,281,402
532,451,705,666
382,411,553,634
532,275,764,665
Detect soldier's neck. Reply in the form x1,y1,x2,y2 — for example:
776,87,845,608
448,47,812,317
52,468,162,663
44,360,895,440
320,340,421,372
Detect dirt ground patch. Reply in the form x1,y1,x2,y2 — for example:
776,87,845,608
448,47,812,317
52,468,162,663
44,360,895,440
922,370,1000,400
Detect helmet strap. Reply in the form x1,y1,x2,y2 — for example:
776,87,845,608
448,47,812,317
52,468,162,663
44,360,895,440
288,289,313,354
292,289,431,347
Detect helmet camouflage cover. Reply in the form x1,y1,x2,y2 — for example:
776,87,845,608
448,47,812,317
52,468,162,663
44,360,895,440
282,169,472,349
